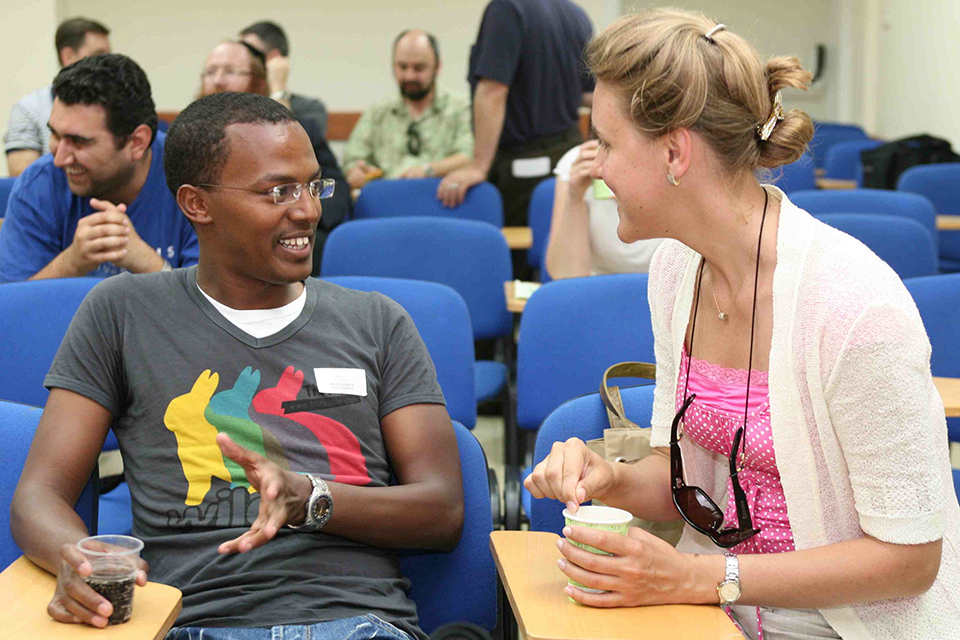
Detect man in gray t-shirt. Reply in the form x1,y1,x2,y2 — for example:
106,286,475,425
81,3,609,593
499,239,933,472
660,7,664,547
4,17,111,177
11,92,463,639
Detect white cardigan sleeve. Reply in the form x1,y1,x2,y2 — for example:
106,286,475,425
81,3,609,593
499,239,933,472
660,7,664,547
823,301,947,544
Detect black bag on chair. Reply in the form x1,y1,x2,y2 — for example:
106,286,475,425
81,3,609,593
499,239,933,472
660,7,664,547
860,134,960,189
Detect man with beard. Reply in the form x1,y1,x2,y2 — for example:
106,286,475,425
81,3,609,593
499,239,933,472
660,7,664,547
342,29,473,189
0,54,198,282
201,40,350,273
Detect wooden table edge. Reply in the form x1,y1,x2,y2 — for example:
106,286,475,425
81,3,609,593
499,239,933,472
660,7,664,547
490,531,553,640
937,215,960,231
502,226,533,250
503,281,527,314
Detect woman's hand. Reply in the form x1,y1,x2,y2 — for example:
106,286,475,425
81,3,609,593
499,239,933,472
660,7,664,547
567,140,600,201
215,433,313,554
556,525,706,607
524,437,618,513
47,542,149,627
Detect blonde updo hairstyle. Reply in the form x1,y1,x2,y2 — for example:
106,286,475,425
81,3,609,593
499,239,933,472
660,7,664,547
586,8,814,177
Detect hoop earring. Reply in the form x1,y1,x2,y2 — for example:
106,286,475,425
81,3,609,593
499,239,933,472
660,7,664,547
667,173,681,187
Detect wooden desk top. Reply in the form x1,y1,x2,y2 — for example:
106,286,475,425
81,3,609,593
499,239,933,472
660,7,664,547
935,377,960,418
937,215,960,231
0,556,182,640
490,531,742,640
504,281,526,314
502,226,533,250
815,178,857,190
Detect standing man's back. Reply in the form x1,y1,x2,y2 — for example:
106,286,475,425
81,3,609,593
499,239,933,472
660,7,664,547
471,0,592,150
439,0,593,237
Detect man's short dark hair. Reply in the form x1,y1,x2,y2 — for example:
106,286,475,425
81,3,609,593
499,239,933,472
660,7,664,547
240,21,289,57
164,92,298,196
55,17,109,61
394,29,441,65
53,53,157,148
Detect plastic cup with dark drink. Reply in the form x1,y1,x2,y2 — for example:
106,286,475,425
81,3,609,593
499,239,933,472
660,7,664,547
76,534,144,625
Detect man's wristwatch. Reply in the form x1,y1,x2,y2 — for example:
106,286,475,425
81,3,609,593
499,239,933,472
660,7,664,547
717,552,742,606
287,473,333,532
423,163,435,177
270,90,291,102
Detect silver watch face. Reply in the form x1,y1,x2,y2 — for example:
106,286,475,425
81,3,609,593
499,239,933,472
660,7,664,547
311,496,331,522
718,581,741,603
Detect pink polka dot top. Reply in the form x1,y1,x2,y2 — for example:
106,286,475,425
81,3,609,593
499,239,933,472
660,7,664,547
676,347,796,556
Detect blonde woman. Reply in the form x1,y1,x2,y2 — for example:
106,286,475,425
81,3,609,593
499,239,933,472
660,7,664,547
525,9,958,639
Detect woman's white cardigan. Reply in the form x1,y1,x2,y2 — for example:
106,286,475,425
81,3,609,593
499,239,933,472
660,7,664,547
647,190,960,639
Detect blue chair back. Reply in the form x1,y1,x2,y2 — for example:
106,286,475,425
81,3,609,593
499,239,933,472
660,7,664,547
898,163,960,272
354,178,504,227
321,218,513,341
904,273,960,441
1,400,98,570
791,189,938,249
814,214,938,279
322,276,477,429
0,177,15,217
0,278,101,407
527,177,555,277
822,139,884,181
399,421,496,633
772,153,817,193
517,274,654,433
809,123,869,168
529,385,656,534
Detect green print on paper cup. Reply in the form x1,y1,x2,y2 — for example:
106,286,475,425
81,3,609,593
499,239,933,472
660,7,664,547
562,505,632,596
592,179,615,200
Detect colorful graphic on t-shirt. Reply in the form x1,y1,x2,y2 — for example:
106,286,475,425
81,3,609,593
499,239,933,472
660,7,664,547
164,366,370,507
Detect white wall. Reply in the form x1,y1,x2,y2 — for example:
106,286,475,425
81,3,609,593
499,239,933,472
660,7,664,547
872,0,960,146
619,0,841,121
56,0,614,114
1,1,59,177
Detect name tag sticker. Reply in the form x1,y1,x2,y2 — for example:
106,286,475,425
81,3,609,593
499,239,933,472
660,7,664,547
511,156,551,179
313,368,367,397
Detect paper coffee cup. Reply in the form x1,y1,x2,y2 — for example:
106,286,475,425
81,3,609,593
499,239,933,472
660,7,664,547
562,505,632,595
592,179,615,200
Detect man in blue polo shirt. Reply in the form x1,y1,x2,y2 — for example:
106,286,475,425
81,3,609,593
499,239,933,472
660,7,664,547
0,54,198,282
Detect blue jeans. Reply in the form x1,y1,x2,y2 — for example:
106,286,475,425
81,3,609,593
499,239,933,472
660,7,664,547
166,614,415,640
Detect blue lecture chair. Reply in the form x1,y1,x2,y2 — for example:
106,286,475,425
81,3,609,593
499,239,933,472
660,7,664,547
808,122,869,169
526,177,555,281
791,189,938,250
399,421,498,634
321,217,514,422
321,276,477,429
773,153,817,194
529,385,657,535
0,176,15,217
904,273,960,443
1,400,98,571
898,163,960,273
814,214,938,279
822,139,884,182
353,178,504,227
0,278,130,535
511,274,655,527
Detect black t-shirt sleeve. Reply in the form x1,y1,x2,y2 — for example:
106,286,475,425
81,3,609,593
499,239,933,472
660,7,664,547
376,294,445,418
44,278,127,417
470,0,523,86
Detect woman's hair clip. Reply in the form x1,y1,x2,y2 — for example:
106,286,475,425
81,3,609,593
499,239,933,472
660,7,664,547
757,91,785,141
702,24,726,44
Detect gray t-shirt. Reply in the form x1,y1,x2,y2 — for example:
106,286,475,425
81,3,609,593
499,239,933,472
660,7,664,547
46,268,445,636
4,85,54,153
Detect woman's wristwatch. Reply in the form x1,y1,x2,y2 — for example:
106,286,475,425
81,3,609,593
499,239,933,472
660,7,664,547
717,552,742,606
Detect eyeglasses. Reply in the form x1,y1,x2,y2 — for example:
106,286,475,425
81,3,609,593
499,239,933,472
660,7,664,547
407,122,421,156
669,393,760,548
196,178,336,205
201,67,254,80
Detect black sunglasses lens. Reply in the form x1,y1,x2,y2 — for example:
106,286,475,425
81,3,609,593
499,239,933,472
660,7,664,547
675,487,724,530
407,124,421,156
713,527,760,548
